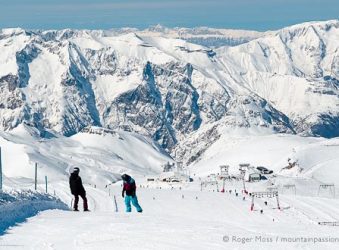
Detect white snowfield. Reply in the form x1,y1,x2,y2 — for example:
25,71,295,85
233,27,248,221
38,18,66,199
0,126,339,249
1,185,339,250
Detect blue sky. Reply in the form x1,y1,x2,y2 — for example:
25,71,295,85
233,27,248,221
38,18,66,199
0,0,338,30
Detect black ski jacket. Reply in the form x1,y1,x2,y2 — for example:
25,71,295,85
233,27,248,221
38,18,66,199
69,173,86,195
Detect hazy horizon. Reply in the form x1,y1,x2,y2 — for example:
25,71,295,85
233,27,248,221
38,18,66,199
0,0,338,31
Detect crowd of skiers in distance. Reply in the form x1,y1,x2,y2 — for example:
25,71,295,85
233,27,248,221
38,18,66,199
69,167,142,212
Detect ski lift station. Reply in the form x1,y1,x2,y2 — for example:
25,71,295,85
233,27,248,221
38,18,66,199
146,172,189,183
159,171,190,183
147,162,191,183
219,165,230,179
239,163,250,172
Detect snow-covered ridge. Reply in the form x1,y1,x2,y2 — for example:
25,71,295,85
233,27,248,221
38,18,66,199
0,24,264,48
0,124,171,186
0,20,338,165
0,190,68,234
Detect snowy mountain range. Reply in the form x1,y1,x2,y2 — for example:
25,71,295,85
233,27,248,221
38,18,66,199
101,24,265,47
0,20,338,165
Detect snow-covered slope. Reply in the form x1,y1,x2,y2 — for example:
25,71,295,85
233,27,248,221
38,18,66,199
217,20,339,138
190,128,339,186
0,113,338,250
1,185,339,250
0,124,172,191
0,20,338,165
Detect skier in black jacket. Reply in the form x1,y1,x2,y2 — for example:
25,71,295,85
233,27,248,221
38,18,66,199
69,167,89,211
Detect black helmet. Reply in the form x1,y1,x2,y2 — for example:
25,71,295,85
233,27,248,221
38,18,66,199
121,174,130,181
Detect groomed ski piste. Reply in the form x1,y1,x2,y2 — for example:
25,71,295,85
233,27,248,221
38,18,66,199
1,125,339,249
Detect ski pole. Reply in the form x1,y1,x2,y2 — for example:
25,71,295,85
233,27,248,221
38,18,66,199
114,195,118,212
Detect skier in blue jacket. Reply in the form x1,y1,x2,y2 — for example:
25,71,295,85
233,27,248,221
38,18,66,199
121,174,143,213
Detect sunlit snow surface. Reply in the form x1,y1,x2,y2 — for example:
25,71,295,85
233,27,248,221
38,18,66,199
0,125,339,249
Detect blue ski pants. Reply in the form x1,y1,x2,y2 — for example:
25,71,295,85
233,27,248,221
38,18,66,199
125,195,143,212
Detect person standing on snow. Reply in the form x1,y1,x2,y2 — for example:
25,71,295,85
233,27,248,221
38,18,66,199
69,167,89,212
121,174,143,213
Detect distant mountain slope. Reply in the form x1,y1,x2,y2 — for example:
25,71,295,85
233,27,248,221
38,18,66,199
33,24,263,47
0,124,171,186
216,20,339,138
0,20,338,164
